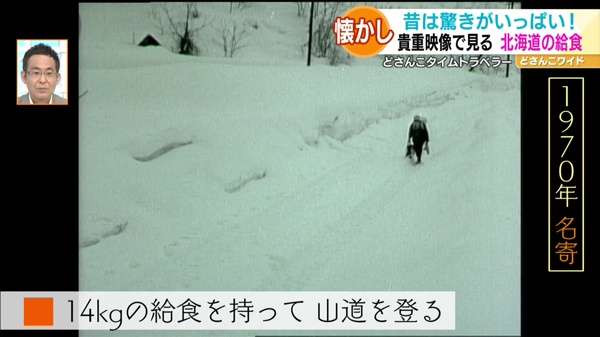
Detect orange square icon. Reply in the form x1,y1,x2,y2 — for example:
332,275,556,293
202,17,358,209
23,297,54,326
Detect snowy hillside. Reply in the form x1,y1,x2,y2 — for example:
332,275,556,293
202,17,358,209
79,2,520,336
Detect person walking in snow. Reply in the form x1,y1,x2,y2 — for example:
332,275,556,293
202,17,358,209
406,115,429,164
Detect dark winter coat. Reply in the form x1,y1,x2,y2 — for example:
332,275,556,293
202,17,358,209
408,120,429,145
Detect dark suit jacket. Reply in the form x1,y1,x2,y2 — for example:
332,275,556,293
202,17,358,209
17,93,67,105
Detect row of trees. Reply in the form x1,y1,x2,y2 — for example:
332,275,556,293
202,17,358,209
306,2,351,66
148,2,348,64
148,1,516,75
150,2,249,57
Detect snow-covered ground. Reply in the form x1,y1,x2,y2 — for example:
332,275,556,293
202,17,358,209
79,2,520,336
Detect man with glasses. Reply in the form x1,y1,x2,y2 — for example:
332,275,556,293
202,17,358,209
18,43,67,105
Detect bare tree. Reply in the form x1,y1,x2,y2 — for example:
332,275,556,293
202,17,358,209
218,19,248,57
296,2,308,17
307,1,314,66
312,2,340,58
229,2,249,14
155,3,210,55
309,2,349,65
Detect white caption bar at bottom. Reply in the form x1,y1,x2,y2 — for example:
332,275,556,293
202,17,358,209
1,291,454,330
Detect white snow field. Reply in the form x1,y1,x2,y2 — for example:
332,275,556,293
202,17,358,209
79,2,520,336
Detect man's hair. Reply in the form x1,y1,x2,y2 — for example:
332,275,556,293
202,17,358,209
22,43,60,73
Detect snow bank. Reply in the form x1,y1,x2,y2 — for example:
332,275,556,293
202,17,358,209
224,168,267,193
80,215,128,248
125,128,195,162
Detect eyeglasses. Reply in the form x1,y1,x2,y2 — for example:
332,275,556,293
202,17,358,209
26,70,57,80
